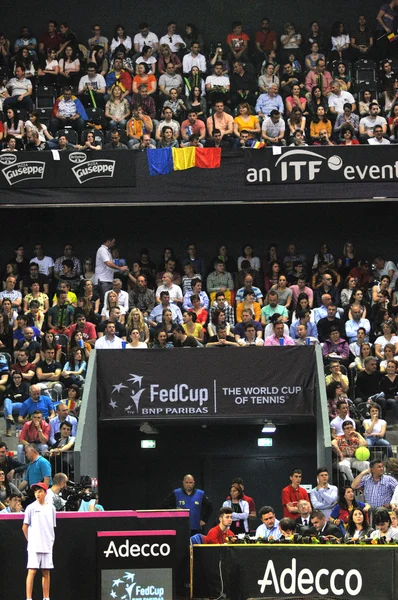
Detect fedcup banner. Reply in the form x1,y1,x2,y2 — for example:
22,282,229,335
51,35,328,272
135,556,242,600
97,346,316,421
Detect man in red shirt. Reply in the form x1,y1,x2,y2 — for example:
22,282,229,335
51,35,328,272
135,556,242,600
67,315,97,347
281,469,310,519
204,507,235,544
18,409,50,462
255,18,277,55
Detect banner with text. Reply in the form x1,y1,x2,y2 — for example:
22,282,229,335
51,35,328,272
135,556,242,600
193,545,397,600
97,530,175,600
244,146,398,185
0,150,136,188
97,347,316,421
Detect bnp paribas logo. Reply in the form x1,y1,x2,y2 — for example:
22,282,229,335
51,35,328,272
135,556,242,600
109,373,145,414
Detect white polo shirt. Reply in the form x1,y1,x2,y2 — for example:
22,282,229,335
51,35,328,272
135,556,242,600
95,245,114,283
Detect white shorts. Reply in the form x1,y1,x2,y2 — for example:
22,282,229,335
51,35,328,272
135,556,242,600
27,551,54,569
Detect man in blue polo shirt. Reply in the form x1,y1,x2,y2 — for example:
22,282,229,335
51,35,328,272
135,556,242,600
18,385,55,423
162,473,213,535
18,443,52,491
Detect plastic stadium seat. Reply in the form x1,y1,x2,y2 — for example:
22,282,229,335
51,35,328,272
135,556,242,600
36,86,57,108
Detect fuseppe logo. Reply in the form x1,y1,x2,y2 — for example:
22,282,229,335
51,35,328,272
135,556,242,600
2,162,45,185
71,159,115,184
0,154,17,166
68,152,87,164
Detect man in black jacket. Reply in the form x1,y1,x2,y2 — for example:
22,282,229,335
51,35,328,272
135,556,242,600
310,509,344,539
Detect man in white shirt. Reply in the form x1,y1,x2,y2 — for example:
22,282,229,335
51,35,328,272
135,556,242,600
156,272,183,304
30,243,54,277
103,279,129,314
182,42,206,74
155,107,180,140
78,62,106,108
330,399,356,438
373,256,397,280
95,322,123,349
159,22,186,53
205,62,230,104
368,124,391,145
133,22,159,54
328,80,356,115
4,65,33,112
95,236,129,301
359,102,387,142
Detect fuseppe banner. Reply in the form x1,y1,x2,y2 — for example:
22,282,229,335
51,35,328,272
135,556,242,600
244,146,398,185
97,347,316,421
0,150,136,188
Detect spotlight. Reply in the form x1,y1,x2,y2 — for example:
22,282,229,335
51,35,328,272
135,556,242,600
262,421,276,433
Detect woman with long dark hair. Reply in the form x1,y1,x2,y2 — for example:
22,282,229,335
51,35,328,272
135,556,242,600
90,45,109,76
40,331,62,362
0,468,21,507
310,105,332,143
185,65,205,97
110,25,132,55
4,107,24,142
330,21,350,61
59,44,81,84
135,45,156,75
186,84,207,119
345,507,373,540
25,110,54,143
183,23,204,52
329,486,369,534
61,347,87,388
307,86,328,118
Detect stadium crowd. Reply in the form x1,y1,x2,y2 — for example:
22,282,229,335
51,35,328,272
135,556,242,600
0,237,398,482
1,10,398,151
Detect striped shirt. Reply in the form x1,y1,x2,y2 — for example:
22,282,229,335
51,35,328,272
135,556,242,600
357,474,397,508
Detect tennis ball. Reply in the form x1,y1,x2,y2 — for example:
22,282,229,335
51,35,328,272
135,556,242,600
355,447,370,461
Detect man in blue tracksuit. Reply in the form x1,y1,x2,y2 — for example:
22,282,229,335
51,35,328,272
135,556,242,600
162,473,213,535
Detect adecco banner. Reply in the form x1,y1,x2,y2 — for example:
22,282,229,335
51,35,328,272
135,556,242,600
193,545,397,600
244,146,398,185
97,347,316,421
97,530,175,600
0,151,136,188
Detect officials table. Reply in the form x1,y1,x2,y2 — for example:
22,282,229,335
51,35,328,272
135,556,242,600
191,543,398,600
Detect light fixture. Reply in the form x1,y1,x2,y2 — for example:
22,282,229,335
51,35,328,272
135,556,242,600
258,438,273,447
262,421,276,433
139,421,159,435
141,439,156,449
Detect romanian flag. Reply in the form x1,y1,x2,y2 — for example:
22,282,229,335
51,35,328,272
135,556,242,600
147,147,221,176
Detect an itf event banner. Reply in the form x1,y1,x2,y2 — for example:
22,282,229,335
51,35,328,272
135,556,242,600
97,346,316,421
244,146,398,185
0,150,136,188
97,530,175,600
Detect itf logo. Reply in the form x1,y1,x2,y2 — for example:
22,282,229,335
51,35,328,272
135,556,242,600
274,150,343,181
109,373,146,414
